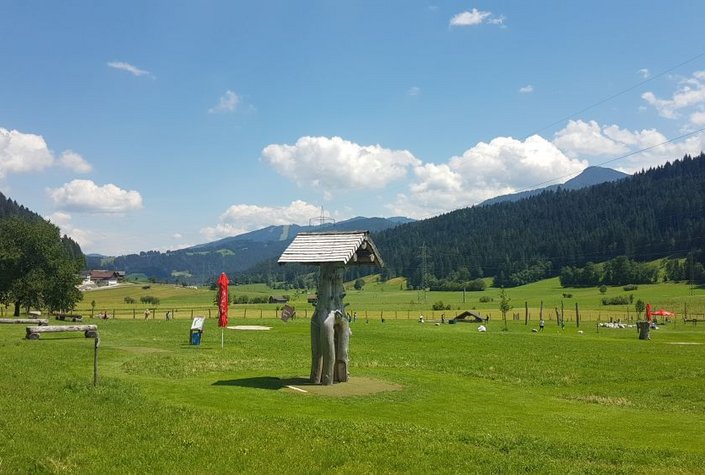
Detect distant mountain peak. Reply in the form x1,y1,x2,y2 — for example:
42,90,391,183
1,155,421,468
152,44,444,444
480,166,629,206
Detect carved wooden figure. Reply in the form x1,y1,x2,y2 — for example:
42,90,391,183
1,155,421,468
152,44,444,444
278,231,384,385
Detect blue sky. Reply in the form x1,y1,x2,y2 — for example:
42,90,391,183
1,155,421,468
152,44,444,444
2,1,705,255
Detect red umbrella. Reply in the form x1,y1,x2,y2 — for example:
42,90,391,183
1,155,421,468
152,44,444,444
646,303,652,321
217,272,229,328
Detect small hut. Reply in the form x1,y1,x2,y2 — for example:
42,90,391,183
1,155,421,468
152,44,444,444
278,231,384,385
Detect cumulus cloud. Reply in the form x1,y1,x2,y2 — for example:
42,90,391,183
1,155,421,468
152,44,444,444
388,135,586,218
200,200,323,240
0,127,54,177
209,90,240,113
642,70,705,121
107,61,152,77
553,120,631,157
551,119,705,173
59,150,92,173
0,128,94,178
48,179,143,213
519,85,534,94
450,8,504,27
261,136,420,192
638,68,650,79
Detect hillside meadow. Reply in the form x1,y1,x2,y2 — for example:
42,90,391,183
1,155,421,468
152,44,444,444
1,314,704,473
22,277,705,324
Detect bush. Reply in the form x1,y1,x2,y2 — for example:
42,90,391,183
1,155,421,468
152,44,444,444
466,278,487,291
599,285,607,294
601,295,630,306
479,296,493,303
432,301,451,311
140,295,160,305
562,293,573,298
623,284,638,291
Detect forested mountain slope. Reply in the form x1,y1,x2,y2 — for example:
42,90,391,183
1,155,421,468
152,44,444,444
0,191,84,262
373,154,705,288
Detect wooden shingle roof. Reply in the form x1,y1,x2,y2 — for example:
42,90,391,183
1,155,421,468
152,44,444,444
278,231,384,267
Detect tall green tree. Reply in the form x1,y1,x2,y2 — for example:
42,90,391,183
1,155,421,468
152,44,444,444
0,217,84,315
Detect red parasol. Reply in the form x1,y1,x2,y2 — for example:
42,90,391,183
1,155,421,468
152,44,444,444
646,303,652,321
217,272,229,328
651,308,675,317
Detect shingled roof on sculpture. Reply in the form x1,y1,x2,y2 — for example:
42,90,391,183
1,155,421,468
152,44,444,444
278,231,384,267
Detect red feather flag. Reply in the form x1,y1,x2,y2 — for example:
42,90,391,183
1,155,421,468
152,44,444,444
217,272,229,328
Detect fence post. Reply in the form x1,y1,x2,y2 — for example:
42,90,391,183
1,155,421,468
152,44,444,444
575,302,580,328
524,301,528,325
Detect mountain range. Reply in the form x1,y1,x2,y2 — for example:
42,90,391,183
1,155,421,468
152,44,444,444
85,216,414,283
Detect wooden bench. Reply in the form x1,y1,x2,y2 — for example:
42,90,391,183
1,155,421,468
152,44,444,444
0,318,49,326
26,324,98,340
55,314,83,322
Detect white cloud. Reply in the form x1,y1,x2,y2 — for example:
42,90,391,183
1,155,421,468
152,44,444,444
48,179,143,213
642,70,705,121
59,150,92,173
388,135,586,218
450,8,504,27
209,90,240,113
638,68,650,79
172,233,183,239
552,120,630,157
519,85,534,94
200,200,323,240
408,86,421,97
107,61,152,77
1,128,94,178
261,136,420,193
0,127,54,177
613,130,705,173
552,119,705,173
690,111,705,125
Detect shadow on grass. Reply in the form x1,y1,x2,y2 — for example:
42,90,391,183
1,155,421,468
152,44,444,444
213,376,309,390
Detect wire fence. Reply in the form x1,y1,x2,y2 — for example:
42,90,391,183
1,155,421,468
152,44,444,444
19,304,702,326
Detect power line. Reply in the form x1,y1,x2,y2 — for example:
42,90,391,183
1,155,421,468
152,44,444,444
516,126,705,192
525,50,705,138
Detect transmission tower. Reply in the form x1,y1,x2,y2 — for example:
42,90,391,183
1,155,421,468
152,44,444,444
309,206,336,227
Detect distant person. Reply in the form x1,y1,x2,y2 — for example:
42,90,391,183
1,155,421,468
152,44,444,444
144,309,150,320
353,312,357,323
539,319,545,331
419,315,425,324
441,313,445,324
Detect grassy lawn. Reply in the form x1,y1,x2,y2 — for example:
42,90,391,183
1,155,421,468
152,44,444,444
42,278,705,323
1,316,704,473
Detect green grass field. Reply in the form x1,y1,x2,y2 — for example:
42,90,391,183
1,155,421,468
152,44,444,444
1,315,704,473
27,277,704,323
